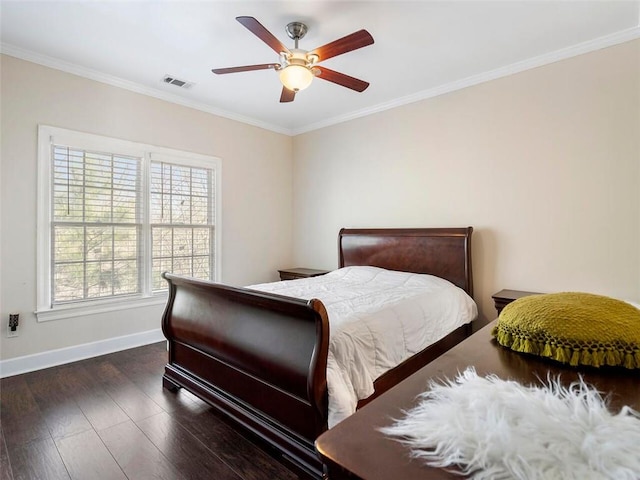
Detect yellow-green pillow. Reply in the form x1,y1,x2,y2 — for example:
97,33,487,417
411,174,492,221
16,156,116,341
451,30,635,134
492,292,640,369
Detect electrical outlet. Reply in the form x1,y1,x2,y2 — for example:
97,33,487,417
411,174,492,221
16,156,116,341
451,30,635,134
8,313,19,338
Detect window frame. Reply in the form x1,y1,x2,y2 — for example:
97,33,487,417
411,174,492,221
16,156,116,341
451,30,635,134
36,125,222,322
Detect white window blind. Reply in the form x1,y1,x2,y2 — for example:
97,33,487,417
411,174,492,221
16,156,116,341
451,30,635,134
52,146,142,303
37,126,221,321
150,160,215,291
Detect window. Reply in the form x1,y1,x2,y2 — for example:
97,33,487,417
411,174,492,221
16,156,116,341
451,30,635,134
37,126,221,321
51,146,142,302
149,160,216,290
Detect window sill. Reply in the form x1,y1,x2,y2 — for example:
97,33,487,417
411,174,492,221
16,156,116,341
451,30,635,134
35,294,168,322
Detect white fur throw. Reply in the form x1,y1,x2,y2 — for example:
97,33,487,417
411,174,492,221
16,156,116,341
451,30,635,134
380,368,640,480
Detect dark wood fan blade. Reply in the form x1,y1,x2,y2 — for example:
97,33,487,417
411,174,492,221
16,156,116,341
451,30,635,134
280,87,296,103
236,16,290,55
212,63,279,74
315,67,369,92
310,30,373,62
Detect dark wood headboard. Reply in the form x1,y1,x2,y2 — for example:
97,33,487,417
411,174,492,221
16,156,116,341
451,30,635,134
338,227,473,297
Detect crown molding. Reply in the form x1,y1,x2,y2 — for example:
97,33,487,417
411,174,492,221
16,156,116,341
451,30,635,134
0,43,293,136
291,25,640,135
3,24,639,138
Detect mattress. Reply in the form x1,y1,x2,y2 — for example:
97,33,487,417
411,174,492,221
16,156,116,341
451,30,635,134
250,266,478,427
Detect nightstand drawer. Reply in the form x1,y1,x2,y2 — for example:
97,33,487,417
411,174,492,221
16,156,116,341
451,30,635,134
278,268,330,281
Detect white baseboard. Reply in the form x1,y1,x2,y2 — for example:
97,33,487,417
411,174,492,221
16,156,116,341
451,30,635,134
0,328,165,378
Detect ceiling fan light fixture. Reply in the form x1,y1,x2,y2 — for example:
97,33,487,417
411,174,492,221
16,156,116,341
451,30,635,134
279,64,313,92
212,16,374,102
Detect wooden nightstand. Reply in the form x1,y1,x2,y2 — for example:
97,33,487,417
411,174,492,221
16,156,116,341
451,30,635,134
492,289,541,316
278,268,330,281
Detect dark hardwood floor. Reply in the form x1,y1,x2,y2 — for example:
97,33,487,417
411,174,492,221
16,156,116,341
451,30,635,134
0,342,301,480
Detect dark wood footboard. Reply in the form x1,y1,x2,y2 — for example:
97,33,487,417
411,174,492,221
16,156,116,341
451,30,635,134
161,273,330,478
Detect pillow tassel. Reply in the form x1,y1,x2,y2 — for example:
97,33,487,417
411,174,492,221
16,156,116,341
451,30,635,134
495,329,512,347
623,353,635,369
555,347,569,364
580,349,592,366
592,350,606,368
522,338,535,354
605,349,621,366
569,349,581,367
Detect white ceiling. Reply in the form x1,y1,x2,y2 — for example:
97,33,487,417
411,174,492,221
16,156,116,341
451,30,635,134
1,1,639,135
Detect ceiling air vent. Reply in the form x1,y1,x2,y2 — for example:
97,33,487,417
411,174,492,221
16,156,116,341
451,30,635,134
162,75,194,89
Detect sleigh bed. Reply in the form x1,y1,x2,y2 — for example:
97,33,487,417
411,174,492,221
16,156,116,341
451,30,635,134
161,227,476,478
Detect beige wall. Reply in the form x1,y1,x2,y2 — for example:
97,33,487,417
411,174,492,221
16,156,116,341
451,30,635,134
2,38,639,364
0,55,293,360
292,39,640,324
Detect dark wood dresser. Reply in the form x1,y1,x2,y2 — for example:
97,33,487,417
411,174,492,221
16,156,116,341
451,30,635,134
315,321,640,480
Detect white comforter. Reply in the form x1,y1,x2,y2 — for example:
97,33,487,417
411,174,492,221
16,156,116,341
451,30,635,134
249,266,478,427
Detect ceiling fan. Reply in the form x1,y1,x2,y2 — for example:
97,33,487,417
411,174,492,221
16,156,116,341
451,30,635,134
212,16,374,103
